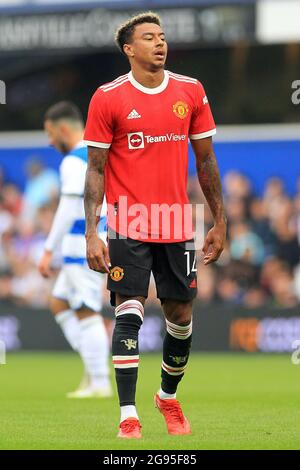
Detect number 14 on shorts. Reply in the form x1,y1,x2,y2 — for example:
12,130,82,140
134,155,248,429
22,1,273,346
184,251,197,276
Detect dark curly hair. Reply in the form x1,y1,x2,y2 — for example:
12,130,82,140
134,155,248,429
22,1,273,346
115,11,162,55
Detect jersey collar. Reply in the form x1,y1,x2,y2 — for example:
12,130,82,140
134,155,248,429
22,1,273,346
128,70,169,95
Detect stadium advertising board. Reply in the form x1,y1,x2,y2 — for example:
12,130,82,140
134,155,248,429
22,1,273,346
0,4,255,52
1,300,299,353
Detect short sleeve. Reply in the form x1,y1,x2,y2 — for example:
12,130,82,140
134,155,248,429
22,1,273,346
84,89,113,149
189,81,216,140
60,156,86,196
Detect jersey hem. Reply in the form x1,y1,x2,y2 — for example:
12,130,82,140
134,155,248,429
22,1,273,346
84,140,111,149
189,128,217,140
108,226,194,244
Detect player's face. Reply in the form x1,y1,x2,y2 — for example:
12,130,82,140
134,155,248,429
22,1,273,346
128,23,167,70
44,119,68,154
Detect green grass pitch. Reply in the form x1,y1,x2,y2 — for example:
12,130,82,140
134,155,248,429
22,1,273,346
0,352,300,450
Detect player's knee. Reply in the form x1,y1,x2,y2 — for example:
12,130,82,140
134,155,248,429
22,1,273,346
112,300,144,354
163,300,193,326
114,299,144,329
49,297,69,316
116,294,146,307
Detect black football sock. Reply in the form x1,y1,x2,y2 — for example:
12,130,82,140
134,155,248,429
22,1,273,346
161,319,193,395
112,300,144,406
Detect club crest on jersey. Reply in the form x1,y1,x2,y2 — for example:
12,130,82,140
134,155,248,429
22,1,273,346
173,101,189,119
110,266,124,281
128,132,144,150
121,339,137,350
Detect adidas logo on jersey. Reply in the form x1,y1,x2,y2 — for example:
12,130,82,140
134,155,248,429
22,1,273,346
127,109,141,119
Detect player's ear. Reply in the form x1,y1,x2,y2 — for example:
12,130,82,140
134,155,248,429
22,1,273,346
59,121,69,138
123,43,134,59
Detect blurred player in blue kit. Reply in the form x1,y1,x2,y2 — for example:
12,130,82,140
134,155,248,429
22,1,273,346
39,101,111,398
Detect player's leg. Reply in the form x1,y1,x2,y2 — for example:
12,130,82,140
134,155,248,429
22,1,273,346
108,234,152,438
159,299,193,401
153,240,197,435
69,265,111,398
113,293,145,429
51,270,80,352
70,307,111,397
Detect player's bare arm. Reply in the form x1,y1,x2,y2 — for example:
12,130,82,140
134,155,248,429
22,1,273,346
84,146,110,273
38,249,53,278
192,137,227,265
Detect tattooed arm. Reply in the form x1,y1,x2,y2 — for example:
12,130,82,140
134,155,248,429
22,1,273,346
84,146,110,273
191,137,226,265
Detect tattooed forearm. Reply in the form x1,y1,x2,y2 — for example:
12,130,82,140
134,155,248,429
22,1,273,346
196,151,226,224
84,147,108,238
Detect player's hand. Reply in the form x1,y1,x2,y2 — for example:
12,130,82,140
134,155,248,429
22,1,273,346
38,250,53,278
202,221,226,265
86,234,111,273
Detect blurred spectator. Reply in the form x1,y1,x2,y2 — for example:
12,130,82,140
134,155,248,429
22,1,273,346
267,195,300,268
230,222,265,266
273,223,300,268
223,171,252,201
269,270,298,308
0,195,13,236
0,167,4,191
294,194,300,246
197,264,216,303
263,177,285,206
22,158,59,220
226,197,247,226
0,195,14,273
243,286,267,308
2,183,23,216
260,258,287,295
249,198,277,257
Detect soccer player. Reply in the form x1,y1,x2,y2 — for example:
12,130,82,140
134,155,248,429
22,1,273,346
83,12,226,437
38,101,112,398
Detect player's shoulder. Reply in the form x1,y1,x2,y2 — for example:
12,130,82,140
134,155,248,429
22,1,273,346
61,145,87,170
167,70,200,87
98,73,130,94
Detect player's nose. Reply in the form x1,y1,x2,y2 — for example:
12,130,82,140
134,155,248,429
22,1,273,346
154,36,165,48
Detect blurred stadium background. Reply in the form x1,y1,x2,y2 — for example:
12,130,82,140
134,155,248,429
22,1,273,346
0,0,300,356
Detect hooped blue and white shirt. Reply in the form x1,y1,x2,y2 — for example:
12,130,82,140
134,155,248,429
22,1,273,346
60,142,107,265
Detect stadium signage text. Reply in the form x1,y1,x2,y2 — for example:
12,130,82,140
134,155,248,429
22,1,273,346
0,5,255,52
0,80,6,104
291,80,300,105
230,317,300,353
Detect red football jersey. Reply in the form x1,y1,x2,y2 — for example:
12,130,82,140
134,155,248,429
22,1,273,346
84,70,216,242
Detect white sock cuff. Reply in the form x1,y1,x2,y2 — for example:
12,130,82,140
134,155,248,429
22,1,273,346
166,319,192,340
120,405,139,422
115,300,144,322
159,388,176,400
55,309,74,325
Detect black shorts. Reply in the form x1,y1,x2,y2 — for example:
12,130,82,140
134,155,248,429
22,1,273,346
107,234,197,306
